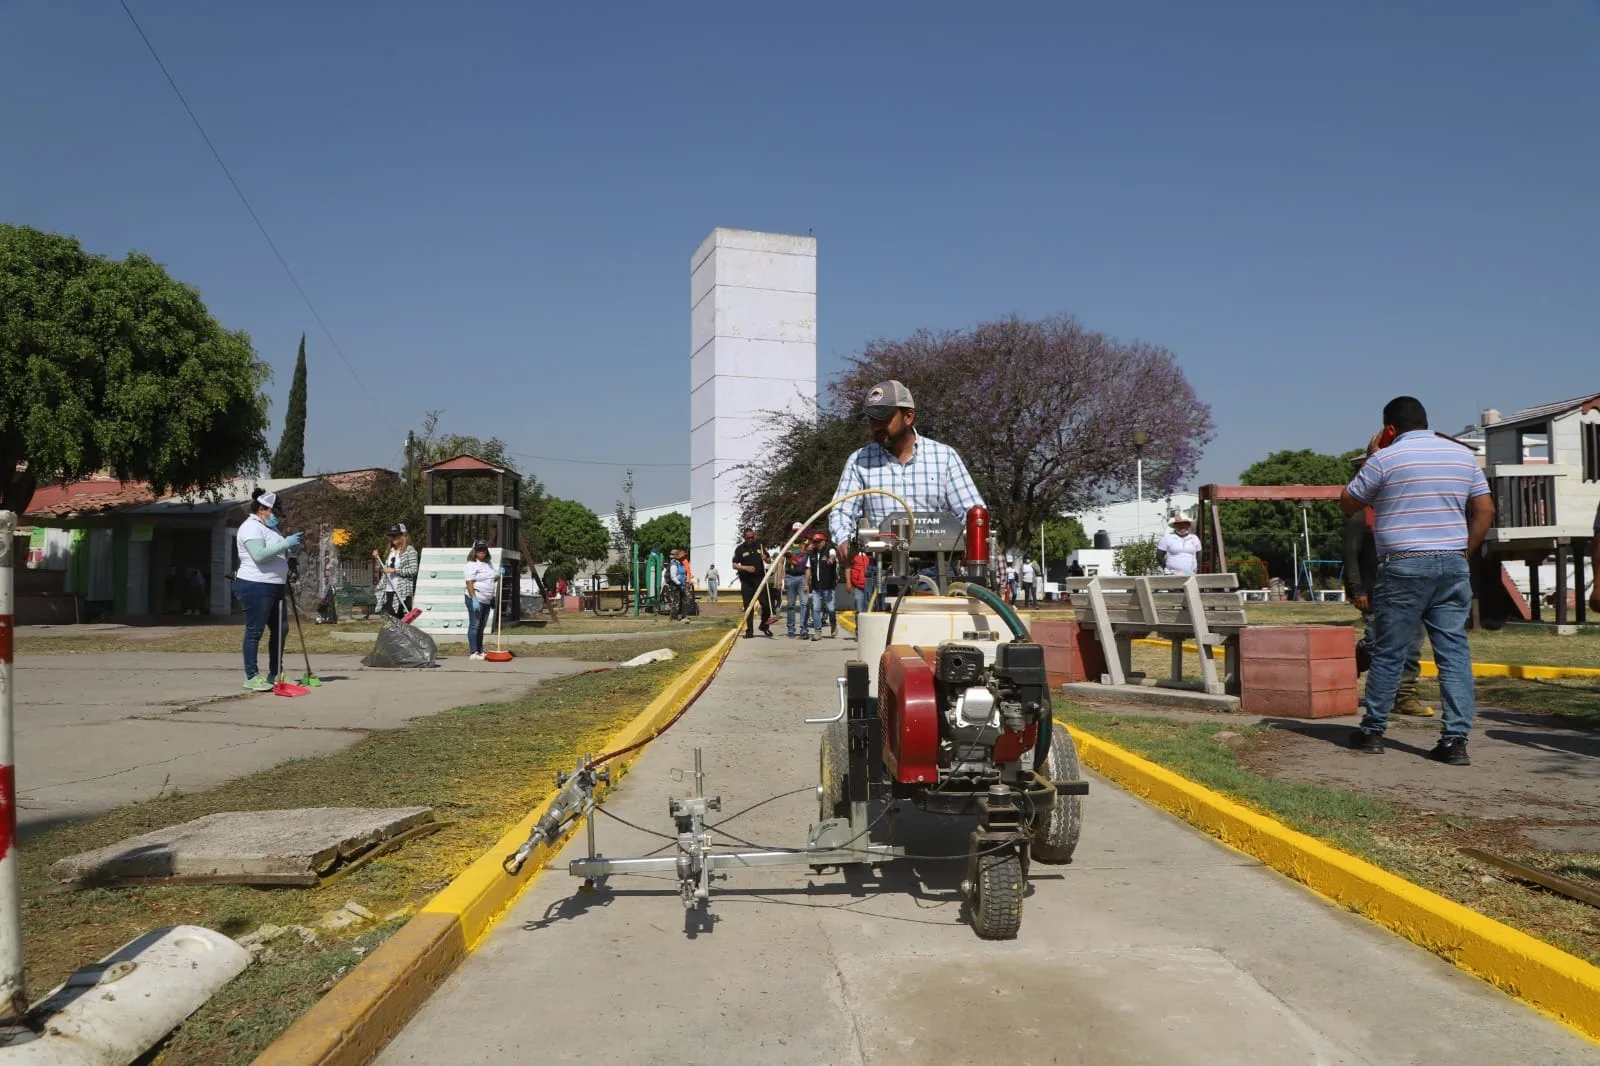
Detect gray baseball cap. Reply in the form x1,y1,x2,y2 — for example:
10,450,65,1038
864,380,914,418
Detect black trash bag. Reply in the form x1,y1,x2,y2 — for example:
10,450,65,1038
362,617,439,668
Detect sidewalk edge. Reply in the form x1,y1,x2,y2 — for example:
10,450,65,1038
1068,724,1600,1046
254,629,739,1066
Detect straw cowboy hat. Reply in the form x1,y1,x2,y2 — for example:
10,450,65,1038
1169,510,1194,528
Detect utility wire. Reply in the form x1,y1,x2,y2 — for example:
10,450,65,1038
116,0,393,433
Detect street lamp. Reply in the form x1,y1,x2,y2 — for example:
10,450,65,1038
1131,430,1150,541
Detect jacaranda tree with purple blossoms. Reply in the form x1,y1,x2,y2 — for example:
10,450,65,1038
737,314,1214,550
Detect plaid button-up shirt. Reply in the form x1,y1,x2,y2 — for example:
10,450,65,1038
828,433,985,545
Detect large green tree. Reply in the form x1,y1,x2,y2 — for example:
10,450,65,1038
1218,449,1360,585
269,333,308,478
0,224,270,512
634,511,691,556
529,497,609,581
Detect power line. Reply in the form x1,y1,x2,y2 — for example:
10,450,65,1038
116,0,393,433
506,451,687,468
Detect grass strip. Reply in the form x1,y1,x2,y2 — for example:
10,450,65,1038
1057,704,1600,968
19,626,724,1065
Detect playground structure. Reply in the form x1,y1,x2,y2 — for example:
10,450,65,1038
410,455,525,635
1196,484,1343,592
587,544,671,617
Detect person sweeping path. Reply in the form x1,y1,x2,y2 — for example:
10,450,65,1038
463,540,500,661
235,490,304,692
372,524,418,619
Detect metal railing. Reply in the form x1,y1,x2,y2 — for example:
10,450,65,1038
1493,474,1557,528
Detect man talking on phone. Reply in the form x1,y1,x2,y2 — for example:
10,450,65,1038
1339,396,1494,765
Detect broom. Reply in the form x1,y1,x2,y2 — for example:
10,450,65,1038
484,566,514,662
287,581,322,687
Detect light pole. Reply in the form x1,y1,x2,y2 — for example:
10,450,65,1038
1131,430,1150,542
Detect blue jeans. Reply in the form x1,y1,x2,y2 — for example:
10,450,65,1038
852,587,866,615
810,588,835,633
236,578,285,680
466,596,495,654
784,576,805,635
1361,554,1475,738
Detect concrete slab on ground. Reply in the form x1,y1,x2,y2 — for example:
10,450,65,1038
11,653,601,838
49,806,434,882
378,637,1600,1065
1062,680,1240,712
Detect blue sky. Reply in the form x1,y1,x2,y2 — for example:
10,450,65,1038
4,2,1596,512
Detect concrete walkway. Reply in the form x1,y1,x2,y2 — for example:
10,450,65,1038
13,652,600,839
378,637,1600,1065
327,629,686,645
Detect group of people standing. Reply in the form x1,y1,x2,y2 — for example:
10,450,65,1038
731,527,868,639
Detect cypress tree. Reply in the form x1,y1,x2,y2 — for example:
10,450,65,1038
270,334,308,478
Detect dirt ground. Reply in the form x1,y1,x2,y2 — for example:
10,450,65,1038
1239,708,1600,842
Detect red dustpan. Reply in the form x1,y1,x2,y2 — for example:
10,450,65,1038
273,680,312,697
484,578,514,662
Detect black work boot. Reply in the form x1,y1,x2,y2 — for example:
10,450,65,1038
1347,728,1385,754
1428,736,1470,766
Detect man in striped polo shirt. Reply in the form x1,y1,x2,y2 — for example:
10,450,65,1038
1339,396,1494,765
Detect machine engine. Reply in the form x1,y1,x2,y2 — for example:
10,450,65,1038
879,639,1052,794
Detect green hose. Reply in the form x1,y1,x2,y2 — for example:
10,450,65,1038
964,582,1030,642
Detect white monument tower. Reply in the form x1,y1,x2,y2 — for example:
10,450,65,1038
690,228,817,580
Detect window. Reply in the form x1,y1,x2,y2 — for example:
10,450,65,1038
1583,420,1600,482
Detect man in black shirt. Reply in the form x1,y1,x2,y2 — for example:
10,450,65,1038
804,532,839,640
731,528,774,638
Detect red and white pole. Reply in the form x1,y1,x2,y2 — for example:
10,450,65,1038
0,511,24,1022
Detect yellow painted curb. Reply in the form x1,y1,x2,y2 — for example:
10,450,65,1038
255,628,740,1066
1130,637,1600,680
1067,723,1600,1045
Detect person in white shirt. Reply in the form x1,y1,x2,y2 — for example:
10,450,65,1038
1157,513,1202,576
1019,558,1038,607
462,540,500,660
235,489,304,691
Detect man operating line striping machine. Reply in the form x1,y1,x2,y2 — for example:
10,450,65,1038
503,381,1088,939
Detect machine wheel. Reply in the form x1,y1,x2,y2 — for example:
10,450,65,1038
819,718,849,821
1030,721,1083,865
970,843,1024,940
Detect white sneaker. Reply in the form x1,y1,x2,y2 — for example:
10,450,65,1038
470,652,486,661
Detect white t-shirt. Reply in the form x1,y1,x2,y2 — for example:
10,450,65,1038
235,515,288,584
1020,562,1036,584
1157,531,1202,575
383,549,401,593
463,560,499,604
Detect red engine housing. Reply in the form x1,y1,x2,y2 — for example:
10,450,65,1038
878,647,940,784
879,644,1040,785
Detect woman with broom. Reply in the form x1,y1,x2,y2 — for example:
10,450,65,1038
463,539,500,661
235,489,303,691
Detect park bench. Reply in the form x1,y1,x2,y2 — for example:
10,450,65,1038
1065,574,1249,696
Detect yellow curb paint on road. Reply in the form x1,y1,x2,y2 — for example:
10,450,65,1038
1130,637,1600,680
1068,724,1600,1046
255,628,740,1066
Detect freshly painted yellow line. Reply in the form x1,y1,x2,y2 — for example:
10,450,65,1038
1130,637,1600,680
1068,724,1600,1046
255,628,740,1066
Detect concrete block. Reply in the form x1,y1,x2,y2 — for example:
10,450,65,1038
1239,658,1356,693
50,806,434,883
1031,620,1107,687
1240,684,1357,719
1239,626,1354,661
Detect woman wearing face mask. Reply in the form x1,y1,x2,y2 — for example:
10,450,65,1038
235,489,304,691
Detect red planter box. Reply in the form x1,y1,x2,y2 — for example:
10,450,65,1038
1239,626,1357,719
1030,620,1107,689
